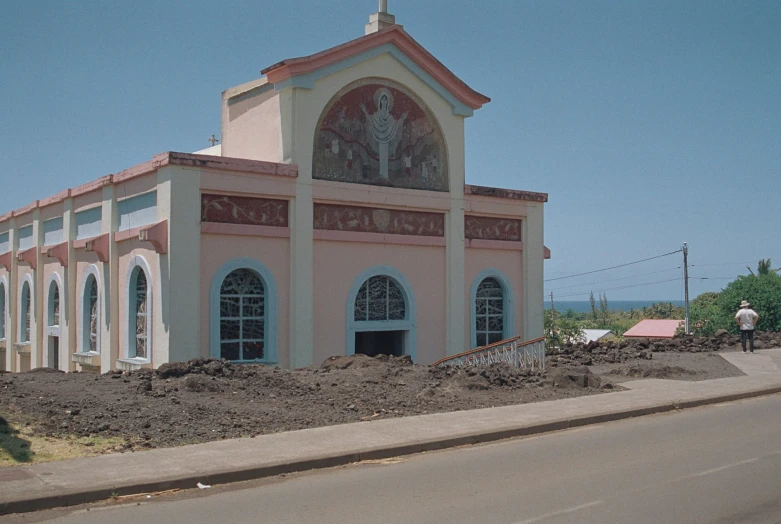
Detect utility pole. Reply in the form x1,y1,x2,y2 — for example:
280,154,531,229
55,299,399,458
683,242,690,334
550,291,555,317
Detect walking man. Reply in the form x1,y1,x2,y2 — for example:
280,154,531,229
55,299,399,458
735,300,760,353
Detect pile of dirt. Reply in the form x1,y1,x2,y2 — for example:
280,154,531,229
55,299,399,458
0,355,606,452
548,331,781,369
1,334,759,455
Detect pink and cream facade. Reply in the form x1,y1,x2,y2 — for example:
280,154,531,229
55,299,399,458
0,13,547,373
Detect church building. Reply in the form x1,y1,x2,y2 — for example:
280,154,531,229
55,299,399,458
0,2,548,373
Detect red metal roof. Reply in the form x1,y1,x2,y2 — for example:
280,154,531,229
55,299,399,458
623,319,683,339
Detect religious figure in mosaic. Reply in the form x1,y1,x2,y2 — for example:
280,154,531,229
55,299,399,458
313,78,448,192
360,88,407,180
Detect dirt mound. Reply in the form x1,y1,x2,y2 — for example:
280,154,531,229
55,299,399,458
547,366,602,389
605,364,698,380
0,355,606,453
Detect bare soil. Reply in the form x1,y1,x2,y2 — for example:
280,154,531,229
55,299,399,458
2,330,778,460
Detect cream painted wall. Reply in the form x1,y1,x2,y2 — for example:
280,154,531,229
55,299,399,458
222,89,282,162
199,234,291,368
464,249,524,351
312,240,447,365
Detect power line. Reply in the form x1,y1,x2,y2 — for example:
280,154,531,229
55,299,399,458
544,249,682,282
546,267,681,292
550,278,682,299
690,263,750,267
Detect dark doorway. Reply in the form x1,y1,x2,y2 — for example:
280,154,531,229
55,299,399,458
355,331,404,357
48,337,59,370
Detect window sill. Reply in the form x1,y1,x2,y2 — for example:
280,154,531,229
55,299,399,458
13,343,31,354
72,352,100,366
116,358,151,371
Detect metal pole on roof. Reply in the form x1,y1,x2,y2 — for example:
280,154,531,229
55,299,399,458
683,242,690,334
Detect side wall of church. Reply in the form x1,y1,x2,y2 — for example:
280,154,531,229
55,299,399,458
221,87,282,162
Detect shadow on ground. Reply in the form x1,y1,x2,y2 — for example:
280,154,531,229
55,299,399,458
0,416,33,463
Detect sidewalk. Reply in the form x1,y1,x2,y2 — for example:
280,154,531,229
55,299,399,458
2,349,781,515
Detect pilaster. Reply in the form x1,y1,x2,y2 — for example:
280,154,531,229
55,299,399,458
522,204,545,341
63,199,76,371
30,209,43,369
6,219,17,372
100,185,118,372
158,165,201,364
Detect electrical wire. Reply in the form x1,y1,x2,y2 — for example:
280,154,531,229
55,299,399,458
546,267,681,292
544,249,682,282
549,278,682,299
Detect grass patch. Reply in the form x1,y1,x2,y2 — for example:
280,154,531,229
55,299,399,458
0,414,124,467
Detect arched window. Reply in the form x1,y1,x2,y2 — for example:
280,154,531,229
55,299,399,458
475,278,504,346
0,281,6,340
82,274,99,352
354,275,406,322
130,267,150,359
219,268,265,361
346,267,417,360
20,280,31,343
470,269,514,348
48,280,60,328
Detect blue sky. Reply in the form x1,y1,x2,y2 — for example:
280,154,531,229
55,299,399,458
1,0,779,301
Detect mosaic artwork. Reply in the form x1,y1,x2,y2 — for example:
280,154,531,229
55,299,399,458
313,78,448,192
464,216,522,242
313,204,444,237
201,194,289,227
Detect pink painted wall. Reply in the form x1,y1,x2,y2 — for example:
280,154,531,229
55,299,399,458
199,234,291,367
117,243,160,365
465,248,524,351
223,90,282,162
312,241,447,366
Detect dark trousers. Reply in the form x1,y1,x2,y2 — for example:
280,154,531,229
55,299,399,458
740,329,755,352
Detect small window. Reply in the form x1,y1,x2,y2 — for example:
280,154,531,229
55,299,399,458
82,275,99,352
48,281,60,328
0,282,5,339
475,277,504,346
354,276,406,322
20,281,31,343
219,269,265,361
131,268,149,359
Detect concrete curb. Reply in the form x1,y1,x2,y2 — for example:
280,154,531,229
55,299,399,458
4,385,781,516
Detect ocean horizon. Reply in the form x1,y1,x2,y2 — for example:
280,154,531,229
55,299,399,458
545,300,685,313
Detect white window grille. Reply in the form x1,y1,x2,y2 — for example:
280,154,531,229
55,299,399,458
475,277,504,346
134,269,148,359
354,276,406,322
0,283,5,339
48,282,60,328
219,269,265,361
21,282,31,343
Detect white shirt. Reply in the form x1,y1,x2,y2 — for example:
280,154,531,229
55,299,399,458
735,308,758,330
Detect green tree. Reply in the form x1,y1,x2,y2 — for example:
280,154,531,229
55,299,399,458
747,258,779,276
599,293,609,326
544,308,584,348
589,291,597,322
715,273,781,333
689,291,721,336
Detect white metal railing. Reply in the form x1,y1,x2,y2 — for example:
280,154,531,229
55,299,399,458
433,336,546,371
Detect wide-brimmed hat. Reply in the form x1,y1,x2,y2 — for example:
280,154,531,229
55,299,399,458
740,300,751,308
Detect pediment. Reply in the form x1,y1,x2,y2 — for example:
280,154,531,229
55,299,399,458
261,26,490,117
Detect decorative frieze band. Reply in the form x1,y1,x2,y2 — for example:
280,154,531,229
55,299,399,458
465,216,522,242
201,194,289,227
314,204,445,237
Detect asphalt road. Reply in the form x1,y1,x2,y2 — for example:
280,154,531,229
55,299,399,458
9,393,781,524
